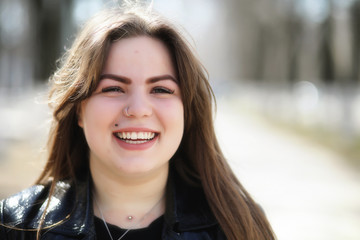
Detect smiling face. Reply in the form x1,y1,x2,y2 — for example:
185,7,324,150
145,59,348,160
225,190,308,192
78,36,184,179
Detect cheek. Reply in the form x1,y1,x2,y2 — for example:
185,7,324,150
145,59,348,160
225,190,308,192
81,99,120,153
161,100,184,133
167,102,184,155
81,99,120,130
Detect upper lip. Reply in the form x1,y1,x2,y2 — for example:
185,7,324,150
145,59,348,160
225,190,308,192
113,127,158,133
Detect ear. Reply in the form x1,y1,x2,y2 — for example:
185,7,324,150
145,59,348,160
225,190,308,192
77,105,84,128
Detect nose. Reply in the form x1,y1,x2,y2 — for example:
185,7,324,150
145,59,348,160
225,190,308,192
124,91,152,118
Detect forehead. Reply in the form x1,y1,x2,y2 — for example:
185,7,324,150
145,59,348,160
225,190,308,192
102,36,175,76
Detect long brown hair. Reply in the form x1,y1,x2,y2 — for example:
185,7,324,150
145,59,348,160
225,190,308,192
37,6,276,240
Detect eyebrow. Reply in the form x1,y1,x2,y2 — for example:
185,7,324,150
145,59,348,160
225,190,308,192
148,74,178,84
100,74,178,84
100,74,131,84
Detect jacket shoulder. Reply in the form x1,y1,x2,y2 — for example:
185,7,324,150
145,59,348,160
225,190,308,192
1,184,48,228
1,179,94,239
1,180,73,230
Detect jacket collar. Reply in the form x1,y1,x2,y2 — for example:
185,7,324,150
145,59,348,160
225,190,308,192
7,168,217,237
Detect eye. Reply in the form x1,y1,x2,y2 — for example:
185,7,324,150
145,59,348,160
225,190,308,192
101,86,124,93
152,87,175,94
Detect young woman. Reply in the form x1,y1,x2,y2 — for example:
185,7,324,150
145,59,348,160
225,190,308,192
0,6,276,240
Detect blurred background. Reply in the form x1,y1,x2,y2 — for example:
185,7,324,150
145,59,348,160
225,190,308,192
1,0,360,239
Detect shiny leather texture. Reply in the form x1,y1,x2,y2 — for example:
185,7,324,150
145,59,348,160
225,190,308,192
0,171,226,239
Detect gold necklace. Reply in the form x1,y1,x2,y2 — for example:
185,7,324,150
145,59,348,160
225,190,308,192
93,195,164,240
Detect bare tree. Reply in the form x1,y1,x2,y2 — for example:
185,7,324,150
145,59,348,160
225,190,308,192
350,0,360,83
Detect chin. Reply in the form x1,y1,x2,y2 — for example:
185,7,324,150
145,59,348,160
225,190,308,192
113,159,169,177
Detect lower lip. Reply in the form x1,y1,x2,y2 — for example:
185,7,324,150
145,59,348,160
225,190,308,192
113,134,158,151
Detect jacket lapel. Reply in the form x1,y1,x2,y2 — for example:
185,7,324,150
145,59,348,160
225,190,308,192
164,168,218,233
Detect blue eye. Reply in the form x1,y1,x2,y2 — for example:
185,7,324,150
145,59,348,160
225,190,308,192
101,86,124,93
152,87,175,94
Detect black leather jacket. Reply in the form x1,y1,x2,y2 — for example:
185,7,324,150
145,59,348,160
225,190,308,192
0,172,226,239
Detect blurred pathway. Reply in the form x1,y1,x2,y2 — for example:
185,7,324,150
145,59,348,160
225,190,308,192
0,86,49,198
215,96,360,240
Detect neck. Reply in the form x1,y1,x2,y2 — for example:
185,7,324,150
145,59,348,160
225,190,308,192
91,162,168,229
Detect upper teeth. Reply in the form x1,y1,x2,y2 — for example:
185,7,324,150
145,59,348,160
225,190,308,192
116,132,155,140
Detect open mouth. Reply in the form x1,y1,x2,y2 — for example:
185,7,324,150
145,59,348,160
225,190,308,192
113,131,158,144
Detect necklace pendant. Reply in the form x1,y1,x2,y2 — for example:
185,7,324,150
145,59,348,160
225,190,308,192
127,216,133,221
